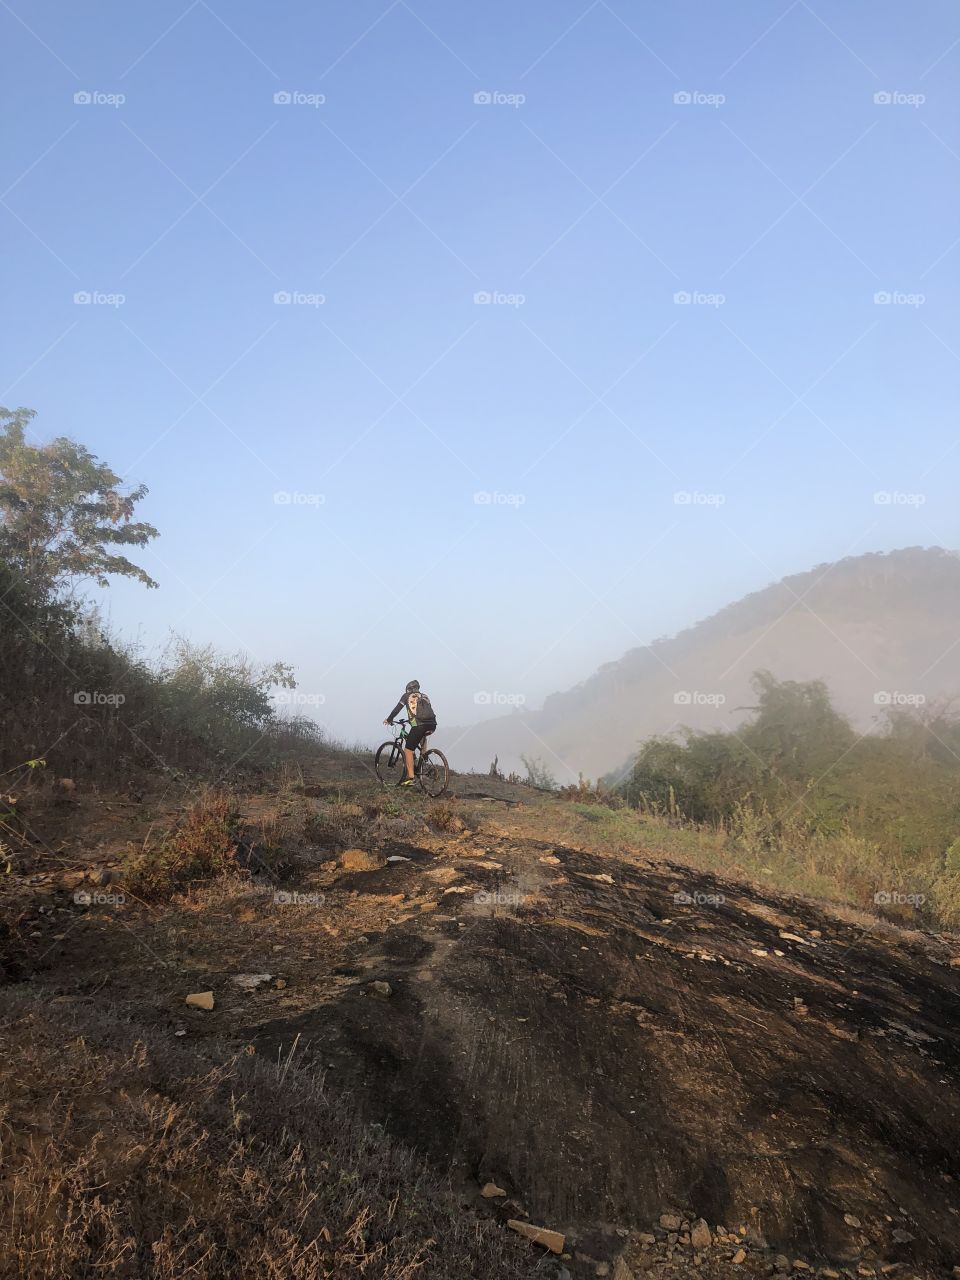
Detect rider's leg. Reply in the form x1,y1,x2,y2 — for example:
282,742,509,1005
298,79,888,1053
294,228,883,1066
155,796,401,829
403,746,415,778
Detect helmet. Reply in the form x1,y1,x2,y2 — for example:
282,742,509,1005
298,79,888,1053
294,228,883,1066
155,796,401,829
405,679,420,693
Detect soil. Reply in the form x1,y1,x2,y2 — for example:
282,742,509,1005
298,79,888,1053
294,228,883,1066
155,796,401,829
3,753,960,1279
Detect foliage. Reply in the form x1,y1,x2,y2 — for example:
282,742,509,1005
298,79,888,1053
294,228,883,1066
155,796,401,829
618,672,960,870
0,407,158,594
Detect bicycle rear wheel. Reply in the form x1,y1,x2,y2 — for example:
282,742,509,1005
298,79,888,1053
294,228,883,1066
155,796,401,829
375,740,405,786
418,748,449,797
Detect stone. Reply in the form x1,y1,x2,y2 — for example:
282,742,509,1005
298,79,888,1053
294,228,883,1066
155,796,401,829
637,1233,656,1246
774,1257,791,1272
481,1182,506,1198
596,1265,610,1277
660,1214,682,1231
507,1219,565,1253
233,973,273,991
844,1214,862,1228
613,1260,635,1280
368,981,392,998
340,848,386,871
732,1249,747,1264
690,1219,712,1250
185,991,214,1010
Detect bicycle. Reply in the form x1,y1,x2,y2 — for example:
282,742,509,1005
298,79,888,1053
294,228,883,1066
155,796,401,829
374,718,449,797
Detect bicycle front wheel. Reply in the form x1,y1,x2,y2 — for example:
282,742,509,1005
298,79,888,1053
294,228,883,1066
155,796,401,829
418,748,449,797
375,740,405,786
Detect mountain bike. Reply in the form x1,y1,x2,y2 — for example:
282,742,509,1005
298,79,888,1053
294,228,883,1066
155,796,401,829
375,718,449,797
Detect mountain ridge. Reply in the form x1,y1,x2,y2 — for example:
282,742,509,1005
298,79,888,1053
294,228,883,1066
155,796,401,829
450,546,960,781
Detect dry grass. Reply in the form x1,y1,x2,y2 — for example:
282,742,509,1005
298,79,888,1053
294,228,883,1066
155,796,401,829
0,991,539,1280
121,789,246,900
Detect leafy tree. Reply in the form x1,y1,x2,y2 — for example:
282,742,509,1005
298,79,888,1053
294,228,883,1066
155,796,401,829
0,407,158,596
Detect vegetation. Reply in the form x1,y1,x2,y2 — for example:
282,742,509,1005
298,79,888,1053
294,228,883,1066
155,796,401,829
0,410,319,782
614,671,960,925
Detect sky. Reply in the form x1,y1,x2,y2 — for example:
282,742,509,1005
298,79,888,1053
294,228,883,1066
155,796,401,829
2,0,958,747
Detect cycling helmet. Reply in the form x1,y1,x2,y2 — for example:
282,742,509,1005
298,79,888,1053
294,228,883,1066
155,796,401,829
405,679,420,693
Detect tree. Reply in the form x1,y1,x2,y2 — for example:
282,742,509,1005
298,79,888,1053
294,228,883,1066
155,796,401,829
0,407,159,596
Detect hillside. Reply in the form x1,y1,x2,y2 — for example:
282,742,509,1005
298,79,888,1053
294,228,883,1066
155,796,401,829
2,752,959,1279
449,548,960,782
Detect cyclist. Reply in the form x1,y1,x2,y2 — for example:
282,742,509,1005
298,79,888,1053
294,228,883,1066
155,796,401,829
384,679,438,787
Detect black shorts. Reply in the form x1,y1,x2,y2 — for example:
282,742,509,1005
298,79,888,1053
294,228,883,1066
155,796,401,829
406,722,436,752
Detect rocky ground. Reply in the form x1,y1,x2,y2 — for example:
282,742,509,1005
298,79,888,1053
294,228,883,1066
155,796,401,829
2,751,960,1278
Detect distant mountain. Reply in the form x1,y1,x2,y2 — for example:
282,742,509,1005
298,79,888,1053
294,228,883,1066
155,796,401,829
449,547,960,783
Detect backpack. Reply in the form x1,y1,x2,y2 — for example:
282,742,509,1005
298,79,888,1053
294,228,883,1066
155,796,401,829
409,690,436,723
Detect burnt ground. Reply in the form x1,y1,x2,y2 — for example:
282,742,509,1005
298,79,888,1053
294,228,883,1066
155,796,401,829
3,759,960,1279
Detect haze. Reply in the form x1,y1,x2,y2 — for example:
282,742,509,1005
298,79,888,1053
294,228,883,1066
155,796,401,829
4,0,958,751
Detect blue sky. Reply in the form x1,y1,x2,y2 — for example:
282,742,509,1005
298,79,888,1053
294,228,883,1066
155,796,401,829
2,0,958,744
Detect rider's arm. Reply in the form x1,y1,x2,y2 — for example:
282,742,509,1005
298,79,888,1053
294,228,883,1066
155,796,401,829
385,698,404,725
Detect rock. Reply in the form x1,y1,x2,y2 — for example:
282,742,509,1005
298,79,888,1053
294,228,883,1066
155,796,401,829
368,981,392,998
637,1233,656,1246
880,1266,900,1275
667,1233,679,1245
856,1267,876,1278
949,956,960,968
779,931,814,945
233,973,273,991
660,1214,682,1231
507,1219,565,1253
690,1219,712,1250
774,1257,791,1272
340,848,386,871
386,855,411,862
613,1260,635,1280
539,855,561,865
185,991,214,1010
844,1214,862,1228
793,1262,811,1271
821,1271,841,1278
274,978,287,990
732,1248,747,1264
596,1265,610,1277
481,1182,506,1198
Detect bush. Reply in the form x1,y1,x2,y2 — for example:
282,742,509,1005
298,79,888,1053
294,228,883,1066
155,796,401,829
123,790,243,899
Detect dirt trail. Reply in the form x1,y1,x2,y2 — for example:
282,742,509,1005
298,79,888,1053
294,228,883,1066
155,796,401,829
3,760,960,1278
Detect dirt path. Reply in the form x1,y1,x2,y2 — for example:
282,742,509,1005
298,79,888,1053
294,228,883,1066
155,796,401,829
4,761,960,1278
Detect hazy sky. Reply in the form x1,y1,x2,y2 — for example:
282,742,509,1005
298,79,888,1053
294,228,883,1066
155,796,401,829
3,1,958,745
